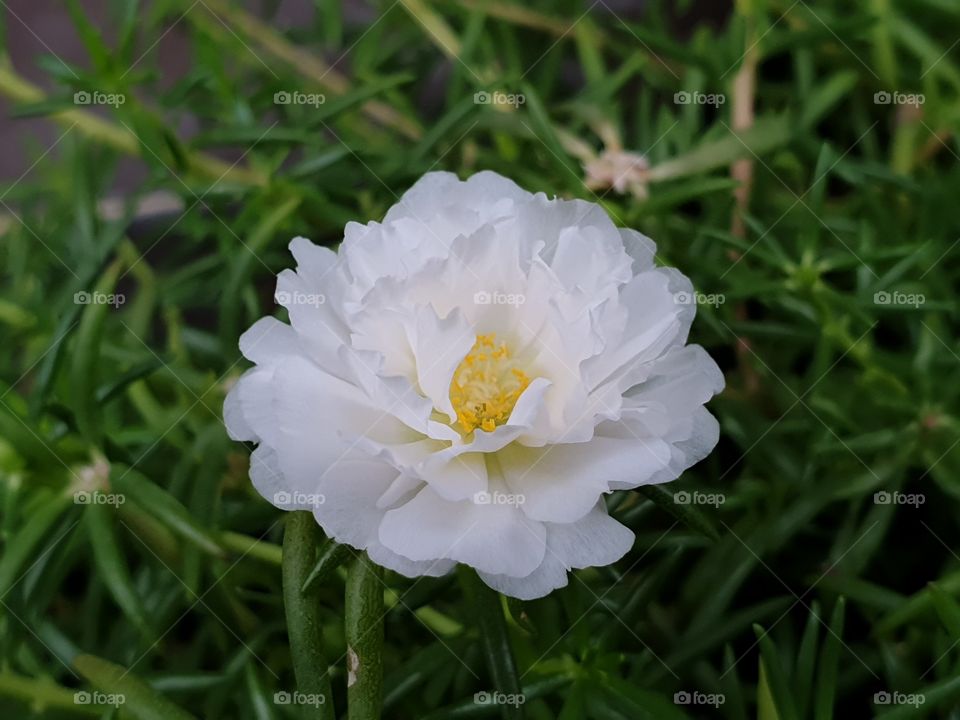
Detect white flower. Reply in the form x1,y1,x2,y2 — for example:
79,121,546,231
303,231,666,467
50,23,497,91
224,171,723,599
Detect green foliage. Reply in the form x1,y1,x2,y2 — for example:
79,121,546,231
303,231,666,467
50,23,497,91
1,0,959,717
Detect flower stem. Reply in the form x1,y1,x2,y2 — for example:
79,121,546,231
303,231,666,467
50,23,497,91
282,512,335,720
457,566,525,719
345,553,384,720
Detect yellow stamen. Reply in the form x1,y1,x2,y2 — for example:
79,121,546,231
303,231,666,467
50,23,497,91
449,333,531,435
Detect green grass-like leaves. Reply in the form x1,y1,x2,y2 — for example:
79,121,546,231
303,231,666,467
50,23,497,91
1,0,959,717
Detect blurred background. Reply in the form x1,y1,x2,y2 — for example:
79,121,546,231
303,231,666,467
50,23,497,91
1,0,959,718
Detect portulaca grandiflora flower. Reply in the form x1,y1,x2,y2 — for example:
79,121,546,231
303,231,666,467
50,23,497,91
224,171,723,599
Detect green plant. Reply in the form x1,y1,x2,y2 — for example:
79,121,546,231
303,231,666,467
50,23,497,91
1,0,959,717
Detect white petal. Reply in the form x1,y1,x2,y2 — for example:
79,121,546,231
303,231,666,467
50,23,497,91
249,444,304,509
629,344,725,410
478,503,634,599
410,306,476,422
383,170,531,231
549,225,632,297
478,551,568,600
415,452,487,503
545,502,635,569
378,485,546,577
223,381,255,442
269,355,409,488
338,347,437,436
226,367,278,446
289,237,338,282
341,218,451,294
620,228,657,272
500,435,673,523
275,269,349,377
376,472,423,509
367,543,456,578
312,457,398,549
506,377,553,439
617,406,720,488
239,316,301,365
582,268,693,391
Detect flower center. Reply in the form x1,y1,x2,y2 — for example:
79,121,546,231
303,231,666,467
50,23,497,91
449,333,531,434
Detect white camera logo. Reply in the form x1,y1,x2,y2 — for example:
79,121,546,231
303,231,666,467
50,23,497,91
274,90,326,107
474,90,525,107
473,290,524,306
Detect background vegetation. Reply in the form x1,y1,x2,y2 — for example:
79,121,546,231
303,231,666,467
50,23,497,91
1,0,959,717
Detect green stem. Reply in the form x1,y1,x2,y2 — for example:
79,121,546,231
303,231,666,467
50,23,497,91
345,552,384,720
457,566,524,719
282,512,335,720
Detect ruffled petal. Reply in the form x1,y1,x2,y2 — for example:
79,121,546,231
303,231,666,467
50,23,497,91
478,503,634,599
378,484,546,577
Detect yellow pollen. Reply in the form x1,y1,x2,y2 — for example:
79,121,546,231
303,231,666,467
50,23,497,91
449,333,531,435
